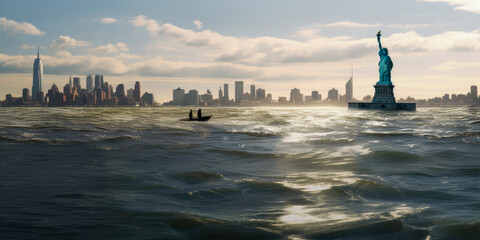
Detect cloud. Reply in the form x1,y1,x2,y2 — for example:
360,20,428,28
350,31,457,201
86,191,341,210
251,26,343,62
100,17,117,24
90,42,129,55
132,15,480,66
387,24,432,29
50,35,90,49
421,0,480,14
20,44,37,50
0,52,261,79
130,15,162,35
128,57,262,78
0,17,45,35
193,20,202,29
319,21,379,28
431,60,480,71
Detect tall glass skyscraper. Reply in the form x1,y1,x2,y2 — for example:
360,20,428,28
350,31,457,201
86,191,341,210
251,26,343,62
32,46,43,100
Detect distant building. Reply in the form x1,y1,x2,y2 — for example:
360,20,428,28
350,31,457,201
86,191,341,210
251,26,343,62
200,89,213,106
127,88,134,101
290,88,303,104
22,88,30,103
328,88,339,101
73,77,81,90
218,87,223,100
250,85,256,99
116,84,125,98
185,89,199,106
142,92,154,106
363,95,372,102
134,81,141,102
32,46,43,101
471,85,478,99
346,76,353,102
278,97,287,103
223,83,229,101
267,93,272,101
256,88,266,100
47,83,63,106
173,87,185,105
86,75,93,92
235,81,243,103
312,91,319,101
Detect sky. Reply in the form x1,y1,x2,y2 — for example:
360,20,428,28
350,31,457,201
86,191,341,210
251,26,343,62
1,0,480,102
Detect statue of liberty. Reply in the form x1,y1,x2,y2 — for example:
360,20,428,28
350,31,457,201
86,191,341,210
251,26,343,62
377,31,393,83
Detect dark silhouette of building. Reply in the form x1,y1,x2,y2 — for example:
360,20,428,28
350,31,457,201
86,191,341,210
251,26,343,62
22,88,30,103
328,88,339,101
73,77,81,90
223,83,229,101
142,92,154,106
290,88,303,104
256,88,266,100
32,46,43,102
235,81,243,103
134,81,141,102
47,84,63,106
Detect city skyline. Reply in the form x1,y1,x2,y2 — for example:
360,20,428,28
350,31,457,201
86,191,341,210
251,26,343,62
3,0,480,102
2,48,478,107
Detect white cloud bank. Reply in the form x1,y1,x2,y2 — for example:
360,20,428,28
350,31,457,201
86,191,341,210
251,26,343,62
0,17,45,35
422,0,480,14
130,15,480,66
90,42,129,55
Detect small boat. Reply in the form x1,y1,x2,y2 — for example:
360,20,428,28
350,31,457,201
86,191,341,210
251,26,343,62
180,115,212,122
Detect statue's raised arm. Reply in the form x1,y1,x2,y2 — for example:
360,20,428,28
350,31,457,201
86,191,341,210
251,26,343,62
377,31,382,51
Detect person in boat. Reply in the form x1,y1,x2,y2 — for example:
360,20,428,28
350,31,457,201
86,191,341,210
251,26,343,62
197,109,202,118
189,110,193,120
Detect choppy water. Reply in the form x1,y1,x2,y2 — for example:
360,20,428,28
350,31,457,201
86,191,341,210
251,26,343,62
1,107,479,240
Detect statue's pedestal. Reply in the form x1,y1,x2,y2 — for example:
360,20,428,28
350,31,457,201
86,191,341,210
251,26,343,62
372,82,396,103
348,81,415,111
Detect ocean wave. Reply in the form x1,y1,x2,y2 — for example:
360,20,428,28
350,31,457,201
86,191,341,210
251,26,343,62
435,221,480,239
173,188,242,200
206,148,282,159
172,172,226,184
236,179,303,196
227,130,281,137
100,135,140,142
361,150,424,162
322,180,403,201
306,219,430,240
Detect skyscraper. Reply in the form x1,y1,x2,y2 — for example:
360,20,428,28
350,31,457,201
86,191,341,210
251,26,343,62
95,75,101,89
346,75,353,102
73,77,81,90
290,88,303,104
134,81,141,102
328,88,339,101
218,87,223,100
22,88,30,103
173,87,185,105
235,81,243,103
256,88,266,100
86,75,93,92
224,83,229,101
312,91,319,101
32,46,43,101
250,85,256,99
471,85,478,99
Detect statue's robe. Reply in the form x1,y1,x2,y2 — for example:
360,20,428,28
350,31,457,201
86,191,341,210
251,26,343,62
379,55,393,83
